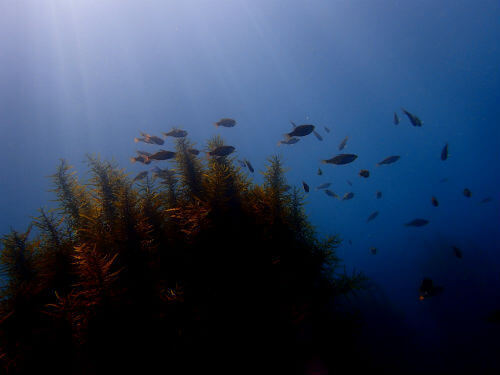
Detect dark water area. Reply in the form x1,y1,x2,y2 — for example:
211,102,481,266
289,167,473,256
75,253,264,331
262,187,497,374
1,1,499,373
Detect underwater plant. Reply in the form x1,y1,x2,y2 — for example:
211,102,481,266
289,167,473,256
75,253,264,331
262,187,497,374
0,135,366,374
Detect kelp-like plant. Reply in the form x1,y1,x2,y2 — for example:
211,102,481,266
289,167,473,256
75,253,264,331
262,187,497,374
0,136,366,374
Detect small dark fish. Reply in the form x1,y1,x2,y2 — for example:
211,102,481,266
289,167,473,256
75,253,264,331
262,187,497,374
441,143,448,161
313,131,323,141
322,154,358,165
315,182,331,190
139,133,165,145
214,118,236,127
188,148,200,155
393,112,400,125
367,211,379,222
136,150,152,157
370,247,377,255
130,155,151,165
431,197,439,207
237,159,247,168
149,150,176,160
359,169,370,178
376,156,400,166
376,191,382,199
401,108,423,127
338,136,348,150
463,188,472,198
440,177,449,183
324,126,330,133
133,171,148,182
405,218,429,227
347,180,353,186
342,192,354,200
208,145,235,157
245,159,254,173
419,278,443,300
325,190,338,198
302,181,309,193
134,137,154,145
480,197,493,204
317,168,323,176
277,137,300,146
163,129,188,138
151,166,172,179
285,122,315,138
452,246,463,259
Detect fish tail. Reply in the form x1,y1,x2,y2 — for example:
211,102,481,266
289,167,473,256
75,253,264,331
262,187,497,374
283,133,292,140
130,157,136,163
213,122,219,127
277,141,282,146
134,137,140,143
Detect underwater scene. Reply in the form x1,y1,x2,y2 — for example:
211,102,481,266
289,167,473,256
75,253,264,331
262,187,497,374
0,1,499,374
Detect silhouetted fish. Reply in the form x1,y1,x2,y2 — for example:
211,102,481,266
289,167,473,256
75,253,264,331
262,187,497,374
441,143,448,161
277,137,300,146
393,112,400,125
134,137,155,145
452,246,463,259
347,180,353,186
208,145,235,157
401,108,423,127
245,159,254,173
315,182,332,190
285,122,315,139
149,150,176,160
338,136,348,150
370,247,377,255
405,218,429,227
302,181,310,193
463,188,472,198
163,129,188,138
322,154,358,165
431,196,439,207
325,190,338,198
367,211,379,222
376,191,382,199
313,131,323,141
130,155,151,164
317,168,323,176
214,118,236,127
359,169,370,178
324,126,330,133
136,150,152,157
376,156,400,166
342,192,354,200
480,197,493,204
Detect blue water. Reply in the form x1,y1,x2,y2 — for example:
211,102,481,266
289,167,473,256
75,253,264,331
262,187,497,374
1,1,499,373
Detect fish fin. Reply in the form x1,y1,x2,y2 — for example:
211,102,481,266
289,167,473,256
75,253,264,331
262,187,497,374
290,121,297,128
283,133,292,140
130,157,136,163
134,138,140,143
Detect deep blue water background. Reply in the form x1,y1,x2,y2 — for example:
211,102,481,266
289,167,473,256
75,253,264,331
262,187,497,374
1,1,499,373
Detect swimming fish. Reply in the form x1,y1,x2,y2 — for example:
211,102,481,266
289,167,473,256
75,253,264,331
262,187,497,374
285,122,315,139
214,118,236,127
342,192,354,200
419,278,443,300
324,126,330,133
163,129,188,138
376,156,400,166
463,188,472,198
313,131,323,141
367,211,379,222
130,155,151,164
134,137,155,145
359,169,370,178
325,190,338,198
431,197,439,207
322,154,358,165
208,145,235,157
317,168,323,176
188,148,200,155
370,247,377,255
245,159,254,173
277,137,300,146
405,218,429,227
401,108,423,127
347,180,353,186
149,150,177,160
393,112,400,125
136,150,152,157
441,143,448,161
139,133,165,145
376,191,382,199
315,182,331,190
302,181,310,193
151,166,170,179
480,197,493,204
338,136,348,151
133,171,148,182
452,246,463,259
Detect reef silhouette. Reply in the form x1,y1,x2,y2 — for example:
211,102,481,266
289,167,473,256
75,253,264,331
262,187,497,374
0,135,365,374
